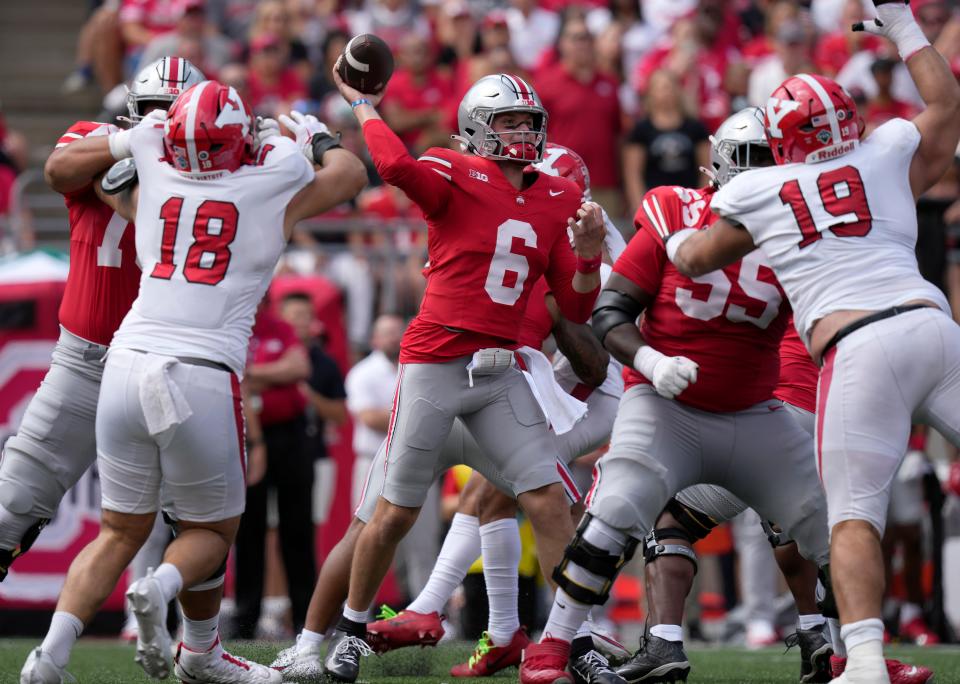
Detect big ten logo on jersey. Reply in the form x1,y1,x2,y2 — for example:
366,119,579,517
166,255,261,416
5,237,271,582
676,250,783,329
469,168,489,183
672,187,707,228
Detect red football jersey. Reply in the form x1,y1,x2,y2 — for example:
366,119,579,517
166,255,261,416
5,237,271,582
55,121,140,346
363,119,596,364
516,277,555,350
773,318,818,413
616,185,789,412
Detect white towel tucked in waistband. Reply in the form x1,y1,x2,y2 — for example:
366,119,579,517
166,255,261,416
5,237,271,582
515,346,587,435
139,354,193,437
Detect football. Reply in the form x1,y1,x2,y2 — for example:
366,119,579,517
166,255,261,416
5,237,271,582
337,34,394,95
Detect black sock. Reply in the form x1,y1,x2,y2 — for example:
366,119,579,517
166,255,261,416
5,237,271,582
337,616,367,638
570,635,595,660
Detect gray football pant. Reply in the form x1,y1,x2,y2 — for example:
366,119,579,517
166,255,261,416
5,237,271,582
0,327,106,549
587,386,829,566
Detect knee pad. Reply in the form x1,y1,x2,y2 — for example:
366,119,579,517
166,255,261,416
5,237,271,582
642,527,698,574
816,564,839,619
664,497,718,542
0,452,65,518
553,514,639,606
162,511,227,593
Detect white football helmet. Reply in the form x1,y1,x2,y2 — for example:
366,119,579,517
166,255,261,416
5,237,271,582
708,106,775,187
456,74,548,163
126,57,205,122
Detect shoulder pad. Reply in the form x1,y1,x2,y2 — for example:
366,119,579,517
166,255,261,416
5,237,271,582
101,158,138,195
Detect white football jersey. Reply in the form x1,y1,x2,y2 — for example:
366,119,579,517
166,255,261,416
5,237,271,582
111,126,314,374
711,118,949,345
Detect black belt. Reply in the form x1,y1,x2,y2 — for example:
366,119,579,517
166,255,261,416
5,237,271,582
130,349,232,374
821,304,933,359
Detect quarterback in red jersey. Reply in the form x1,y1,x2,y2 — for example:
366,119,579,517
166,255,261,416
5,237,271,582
521,107,831,684
0,57,203,583
322,65,604,682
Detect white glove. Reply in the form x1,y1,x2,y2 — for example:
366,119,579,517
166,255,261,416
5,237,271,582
854,2,929,60
108,108,168,160
633,346,699,400
254,116,281,153
278,110,331,163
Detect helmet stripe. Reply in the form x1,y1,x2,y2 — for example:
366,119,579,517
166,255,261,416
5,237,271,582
795,74,841,148
505,74,529,99
168,57,180,85
184,80,209,174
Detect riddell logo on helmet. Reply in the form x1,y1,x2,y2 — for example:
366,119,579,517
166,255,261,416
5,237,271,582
807,140,857,163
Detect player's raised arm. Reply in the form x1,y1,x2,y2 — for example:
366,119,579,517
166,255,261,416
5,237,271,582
667,217,757,278
855,0,960,197
332,62,452,217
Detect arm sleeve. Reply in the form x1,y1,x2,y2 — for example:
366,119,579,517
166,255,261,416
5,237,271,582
361,119,452,217
864,117,921,163
544,233,598,324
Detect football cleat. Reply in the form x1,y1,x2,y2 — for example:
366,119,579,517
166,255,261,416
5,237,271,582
900,617,940,646
365,604,445,653
784,627,833,683
571,649,627,684
19,647,76,684
830,655,934,683
174,639,281,683
125,568,173,679
616,635,690,683
450,628,530,677
120,613,139,643
589,624,631,666
322,629,373,683
269,634,324,681
519,638,574,684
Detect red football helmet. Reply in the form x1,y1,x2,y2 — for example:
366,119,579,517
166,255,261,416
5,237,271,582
764,73,861,165
534,142,592,199
163,80,253,178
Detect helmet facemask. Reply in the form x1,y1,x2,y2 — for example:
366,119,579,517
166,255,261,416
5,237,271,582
468,107,547,163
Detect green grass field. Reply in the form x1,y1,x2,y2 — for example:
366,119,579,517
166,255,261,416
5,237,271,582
1,639,958,684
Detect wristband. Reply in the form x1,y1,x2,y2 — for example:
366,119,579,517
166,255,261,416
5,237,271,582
576,253,603,273
107,128,133,161
351,98,371,109
633,345,665,380
310,131,343,165
664,228,697,263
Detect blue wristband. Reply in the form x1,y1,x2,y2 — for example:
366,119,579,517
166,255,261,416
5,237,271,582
351,98,371,109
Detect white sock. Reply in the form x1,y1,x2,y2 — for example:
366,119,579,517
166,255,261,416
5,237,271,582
799,613,826,631
343,606,369,624
543,589,592,644
828,618,846,656
182,613,219,652
841,618,886,679
650,624,683,642
299,628,325,651
152,563,183,603
40,611,84,668
480,518,521,646
407,513,480,615
575,620,593,640
900,602,922,624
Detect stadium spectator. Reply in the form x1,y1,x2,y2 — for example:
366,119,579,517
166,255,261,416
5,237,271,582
308,29,350,109
63,4,125,94
233,303,315,639
245,0,310,82
862,57,918,133
586,0,657,87
813,0,882,76
505,0,560,71
748,20,813,108
622,68,709,216
382,33,453,152
741,0,802,67
537,10,622,214
246,33,307,117
139,0,233,78
345,0,430,52
119,0,182,63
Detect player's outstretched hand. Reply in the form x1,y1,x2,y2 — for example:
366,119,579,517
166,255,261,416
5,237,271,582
568,201,606,258
278,111,337,164
254,115,281,150
332,57,385,108
853,1,913,35
137,108,168,128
